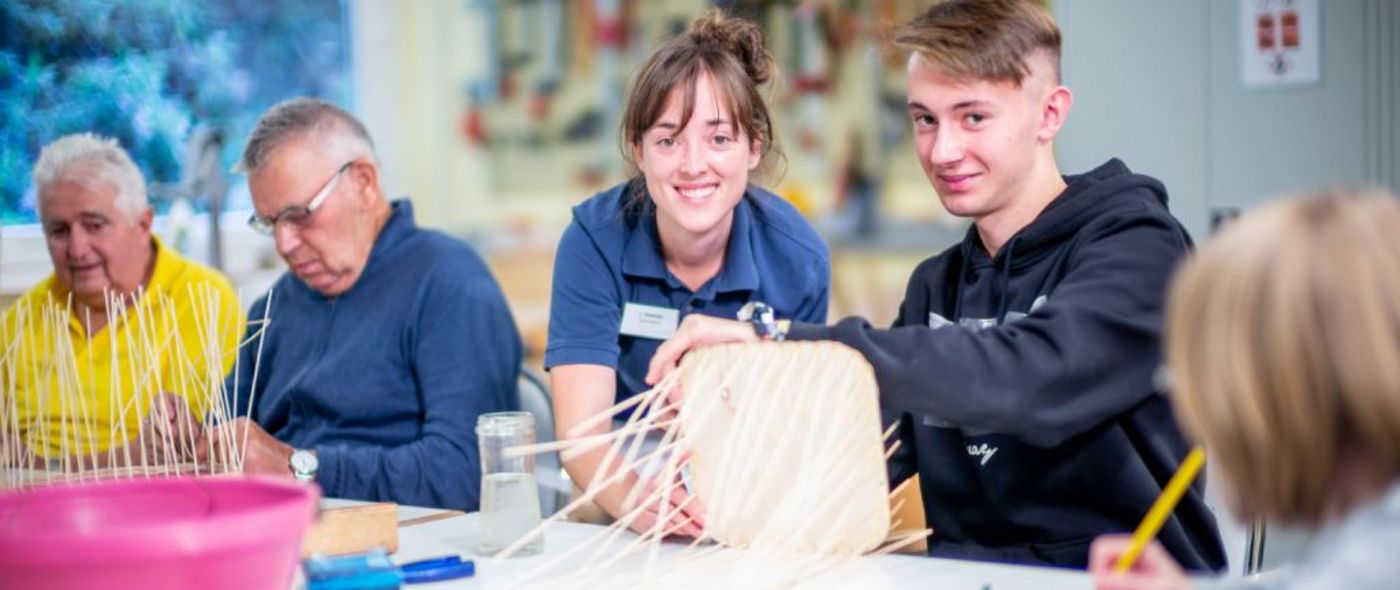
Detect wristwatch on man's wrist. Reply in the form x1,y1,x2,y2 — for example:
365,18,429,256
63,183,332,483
290,448,319,484
737,301,789,342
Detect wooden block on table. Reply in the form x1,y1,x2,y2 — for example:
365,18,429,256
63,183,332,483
888,474,930,555
301,502,399,557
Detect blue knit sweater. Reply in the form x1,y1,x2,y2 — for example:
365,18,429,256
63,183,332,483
227,200,521,510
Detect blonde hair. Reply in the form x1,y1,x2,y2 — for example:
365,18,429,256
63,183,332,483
893,0,1061,86
1167,187,1400,526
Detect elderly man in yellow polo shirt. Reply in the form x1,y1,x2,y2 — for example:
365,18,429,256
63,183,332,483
1,133,242,468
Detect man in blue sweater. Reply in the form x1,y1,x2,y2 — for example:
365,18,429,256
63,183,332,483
206,98,521,510
644,0,1224,571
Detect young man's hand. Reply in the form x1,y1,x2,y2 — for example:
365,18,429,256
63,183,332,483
645,315,758,385
1088,535,1191,590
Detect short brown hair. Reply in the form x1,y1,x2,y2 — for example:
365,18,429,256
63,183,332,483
894,0,1061,86
1166,188,1400,526
619,10,781,195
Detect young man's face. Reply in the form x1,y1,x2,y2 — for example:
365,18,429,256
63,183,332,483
905,54,1059,224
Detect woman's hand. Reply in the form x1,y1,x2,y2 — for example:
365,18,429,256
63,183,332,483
624,472,707,538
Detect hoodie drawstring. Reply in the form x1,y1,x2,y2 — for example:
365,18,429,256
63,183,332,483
995,236,1020,322
951,239,974,322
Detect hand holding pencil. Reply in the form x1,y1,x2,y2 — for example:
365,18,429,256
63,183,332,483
1088,537,1189,590
1087,447,1205,590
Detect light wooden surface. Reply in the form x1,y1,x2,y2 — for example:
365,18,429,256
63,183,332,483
318,497,461,527
888,474,930,554
302,502,400,556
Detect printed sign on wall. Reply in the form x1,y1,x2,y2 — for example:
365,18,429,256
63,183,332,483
1241,0,1320,88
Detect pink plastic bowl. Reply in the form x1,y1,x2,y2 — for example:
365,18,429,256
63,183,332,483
0,476,316,590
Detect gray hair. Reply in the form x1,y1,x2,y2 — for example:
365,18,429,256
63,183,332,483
32,133,150,219
237,97,377,174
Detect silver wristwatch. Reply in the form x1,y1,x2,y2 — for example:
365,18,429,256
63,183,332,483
290,448,319,483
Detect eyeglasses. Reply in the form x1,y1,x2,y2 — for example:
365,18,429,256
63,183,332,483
248,161,353,235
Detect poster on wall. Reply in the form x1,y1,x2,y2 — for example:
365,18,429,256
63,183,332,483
1240,0,1320,88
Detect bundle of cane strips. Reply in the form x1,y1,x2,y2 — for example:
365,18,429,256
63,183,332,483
500,341,930,588
1,285,271,489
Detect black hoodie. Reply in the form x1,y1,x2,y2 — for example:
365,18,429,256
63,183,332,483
788,159,1226,570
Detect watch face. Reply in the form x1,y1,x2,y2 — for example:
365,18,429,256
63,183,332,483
291,450,318,473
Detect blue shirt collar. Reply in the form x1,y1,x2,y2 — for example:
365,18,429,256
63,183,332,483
356,199,416,285
620,190,760,297
369,199,416,260
287,199,415,301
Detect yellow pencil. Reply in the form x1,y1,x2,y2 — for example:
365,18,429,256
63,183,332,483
1114,446,1207,572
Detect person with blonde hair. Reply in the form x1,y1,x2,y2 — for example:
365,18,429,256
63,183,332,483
1090,187,1400,589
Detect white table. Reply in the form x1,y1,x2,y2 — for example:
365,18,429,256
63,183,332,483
387,512,1094,589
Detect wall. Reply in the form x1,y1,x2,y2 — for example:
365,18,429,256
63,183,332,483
1055,0,1400,574
1056,0,1399,240
350,0,504,238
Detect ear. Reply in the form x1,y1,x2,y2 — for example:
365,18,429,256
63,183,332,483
349,159,381,210
631,141,646,170
746,138,763,171
136,207,155,233
1037,85,1073,143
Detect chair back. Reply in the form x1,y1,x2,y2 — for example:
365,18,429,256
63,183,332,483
517,366,569,514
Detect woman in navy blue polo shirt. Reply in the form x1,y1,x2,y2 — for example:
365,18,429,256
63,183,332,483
544,11,830,536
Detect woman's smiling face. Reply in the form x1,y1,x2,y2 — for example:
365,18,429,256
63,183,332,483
634,71,762,244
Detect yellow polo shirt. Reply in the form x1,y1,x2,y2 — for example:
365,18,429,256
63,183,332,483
1,237,243,459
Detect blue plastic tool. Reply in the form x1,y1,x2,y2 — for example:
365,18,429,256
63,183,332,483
399,555,476,584
304,551,475,588
304,549,400,590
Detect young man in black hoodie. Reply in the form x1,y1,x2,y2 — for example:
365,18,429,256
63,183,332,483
645,0,1226,572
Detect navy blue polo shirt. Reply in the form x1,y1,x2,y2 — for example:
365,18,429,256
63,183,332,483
545,180,830,404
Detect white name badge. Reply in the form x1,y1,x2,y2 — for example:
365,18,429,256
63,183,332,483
620,303,680,340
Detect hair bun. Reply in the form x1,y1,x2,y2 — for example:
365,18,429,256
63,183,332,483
688,11,775,86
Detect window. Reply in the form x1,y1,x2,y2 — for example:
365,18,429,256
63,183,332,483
0,0,350,224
